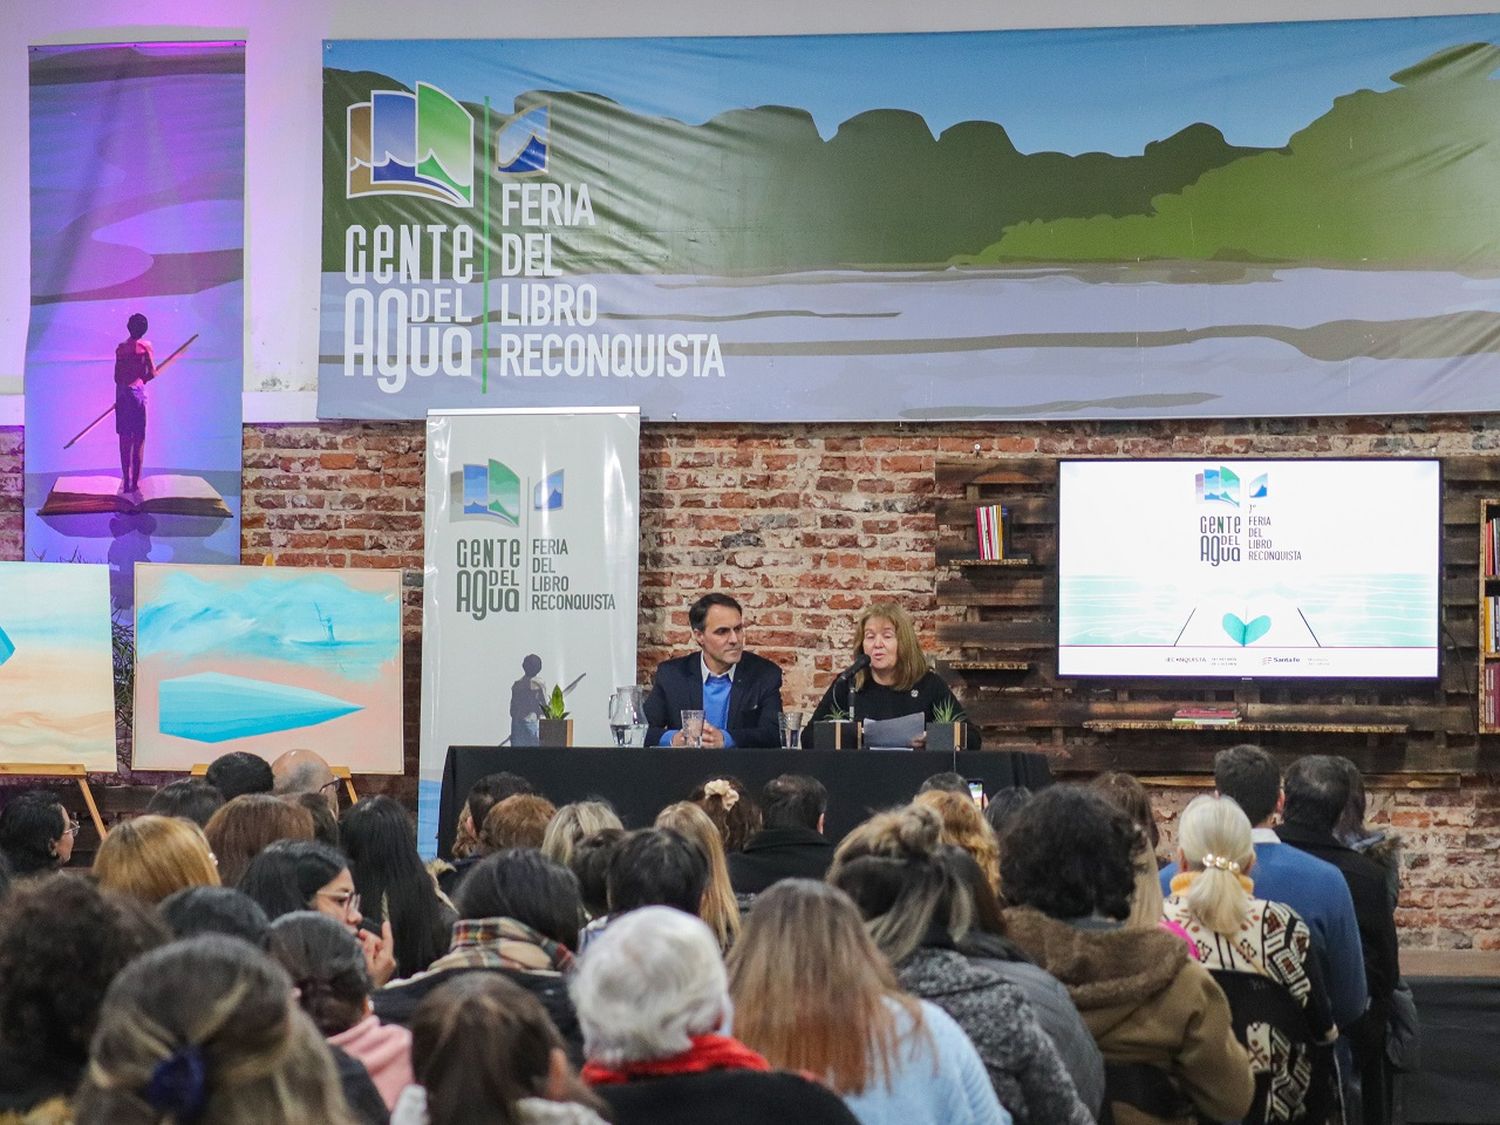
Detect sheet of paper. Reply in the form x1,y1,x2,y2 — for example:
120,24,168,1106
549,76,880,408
862,711,924,751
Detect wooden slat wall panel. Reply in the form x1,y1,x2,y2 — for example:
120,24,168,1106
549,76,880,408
935,455,1489,776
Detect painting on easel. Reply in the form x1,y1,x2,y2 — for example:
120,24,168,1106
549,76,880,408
0,562,117,772
133,564,403,773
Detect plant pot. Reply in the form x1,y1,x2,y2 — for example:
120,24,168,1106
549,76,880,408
537,718,573,747
925,721,967,754
812,719,860,750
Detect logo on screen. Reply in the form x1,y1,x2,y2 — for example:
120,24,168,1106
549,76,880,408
496,104,551,176
1194,468,1267,508
346,82,474,206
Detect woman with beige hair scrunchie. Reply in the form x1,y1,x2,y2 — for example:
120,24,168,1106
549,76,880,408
688,777,761,853
1162,794,1336,1123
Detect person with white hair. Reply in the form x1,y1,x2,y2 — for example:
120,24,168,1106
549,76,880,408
1162,794,1336,1123
570,906,859,1125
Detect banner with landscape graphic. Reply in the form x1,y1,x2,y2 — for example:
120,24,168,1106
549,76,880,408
321,18,1500,421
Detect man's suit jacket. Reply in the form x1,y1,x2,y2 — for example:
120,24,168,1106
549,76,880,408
644,651,783,748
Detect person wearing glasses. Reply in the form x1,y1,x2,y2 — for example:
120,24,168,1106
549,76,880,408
0,790,77,877
238,839,397,986
272,748,342,817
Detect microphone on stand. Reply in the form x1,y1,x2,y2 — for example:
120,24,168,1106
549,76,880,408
838,654,871,747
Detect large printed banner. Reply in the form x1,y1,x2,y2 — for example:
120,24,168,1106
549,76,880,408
322,19,1500,422
418,408,639,856
26,44,245,609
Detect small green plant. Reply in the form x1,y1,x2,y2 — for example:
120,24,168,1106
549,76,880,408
823,703,851,722
931,697,967,724
542,685,570,720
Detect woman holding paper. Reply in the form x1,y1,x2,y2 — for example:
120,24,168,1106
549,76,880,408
806,603,977,749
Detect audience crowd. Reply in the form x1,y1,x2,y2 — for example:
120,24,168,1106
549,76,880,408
0,743,1405,1125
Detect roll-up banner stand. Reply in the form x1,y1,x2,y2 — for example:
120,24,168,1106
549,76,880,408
418,407,640,856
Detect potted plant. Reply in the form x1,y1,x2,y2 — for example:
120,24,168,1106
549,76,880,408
537,685,573,747
812,704,860,750
924,697,968,754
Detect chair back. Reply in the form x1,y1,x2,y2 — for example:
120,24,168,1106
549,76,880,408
1207,969,1339,1125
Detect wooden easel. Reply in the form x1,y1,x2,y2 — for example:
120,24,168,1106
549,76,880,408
189,763,360,805
0,764,108,839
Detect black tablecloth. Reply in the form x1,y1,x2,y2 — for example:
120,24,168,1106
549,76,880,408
437,746,1052,860
1402,974,1500,1123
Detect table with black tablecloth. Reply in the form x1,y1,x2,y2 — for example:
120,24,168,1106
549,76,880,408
1399,951,1500,1124
437,745,1052,859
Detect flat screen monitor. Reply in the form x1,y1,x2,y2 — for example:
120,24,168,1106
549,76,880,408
1056,459,1441,679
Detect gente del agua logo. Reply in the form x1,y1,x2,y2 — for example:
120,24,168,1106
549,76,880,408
450,460,568,621
346,82,475,207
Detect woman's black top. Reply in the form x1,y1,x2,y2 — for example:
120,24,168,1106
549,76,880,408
805,669,979,749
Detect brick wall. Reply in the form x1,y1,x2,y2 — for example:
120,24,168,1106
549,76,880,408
2,414,1498,947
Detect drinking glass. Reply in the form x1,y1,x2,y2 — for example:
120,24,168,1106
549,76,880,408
778,710,805,749
680,709,705,748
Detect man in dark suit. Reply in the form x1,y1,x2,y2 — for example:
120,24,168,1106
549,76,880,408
644,593,783,748
1278,755,1399,1125
728,774,835,895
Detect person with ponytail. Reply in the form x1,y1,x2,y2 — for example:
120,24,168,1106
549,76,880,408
1163,795,1335,1120
73,935,356,1125
267,912,414,1111
829,805,1093,1125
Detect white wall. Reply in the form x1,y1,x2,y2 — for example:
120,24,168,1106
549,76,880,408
1,0,1488,412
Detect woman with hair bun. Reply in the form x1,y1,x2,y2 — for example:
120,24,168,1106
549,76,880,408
268,911,414,1111
829,804,1092,1125
1163,794,1334,1123
73,934,356,1124
687,777,761,854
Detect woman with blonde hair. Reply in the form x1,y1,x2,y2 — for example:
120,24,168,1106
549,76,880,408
806,603,975,749
1163,794,1334,1122
92,814,220,904
655,802,740,951
913,789,1000,891
729,879,1005,1124
73,934,356,1124
542,801,623,867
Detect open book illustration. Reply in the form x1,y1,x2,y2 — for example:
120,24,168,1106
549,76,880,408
1174,594,1321,648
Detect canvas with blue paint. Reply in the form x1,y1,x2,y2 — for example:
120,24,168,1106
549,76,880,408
132,563,403,771
0,562,117,771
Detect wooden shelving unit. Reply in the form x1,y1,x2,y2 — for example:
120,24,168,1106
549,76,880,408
1480,498,1500,733
932,457,1490,776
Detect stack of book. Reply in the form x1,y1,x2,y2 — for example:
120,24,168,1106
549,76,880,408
1485,665,1500,728
1171,706,1242,728
976,504,1009,560
1486,596,1500,656
1487,514,1500,577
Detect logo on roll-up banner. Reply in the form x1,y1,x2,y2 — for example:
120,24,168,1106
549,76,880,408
452,459,584,621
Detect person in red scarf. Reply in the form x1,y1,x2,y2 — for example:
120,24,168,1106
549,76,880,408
570,905,858,1125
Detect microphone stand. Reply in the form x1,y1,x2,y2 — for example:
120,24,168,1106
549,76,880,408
845,671,860,748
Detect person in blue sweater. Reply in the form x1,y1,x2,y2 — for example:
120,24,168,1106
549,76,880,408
1158,745,1368,1032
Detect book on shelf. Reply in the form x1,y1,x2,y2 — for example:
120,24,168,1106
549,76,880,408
1171,706,1241,727
976,504,1010,560
1487,514,1499,578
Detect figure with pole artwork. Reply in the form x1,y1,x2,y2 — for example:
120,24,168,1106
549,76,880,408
113,313,155,495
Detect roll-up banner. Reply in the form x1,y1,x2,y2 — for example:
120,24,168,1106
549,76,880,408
418,407,639,856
